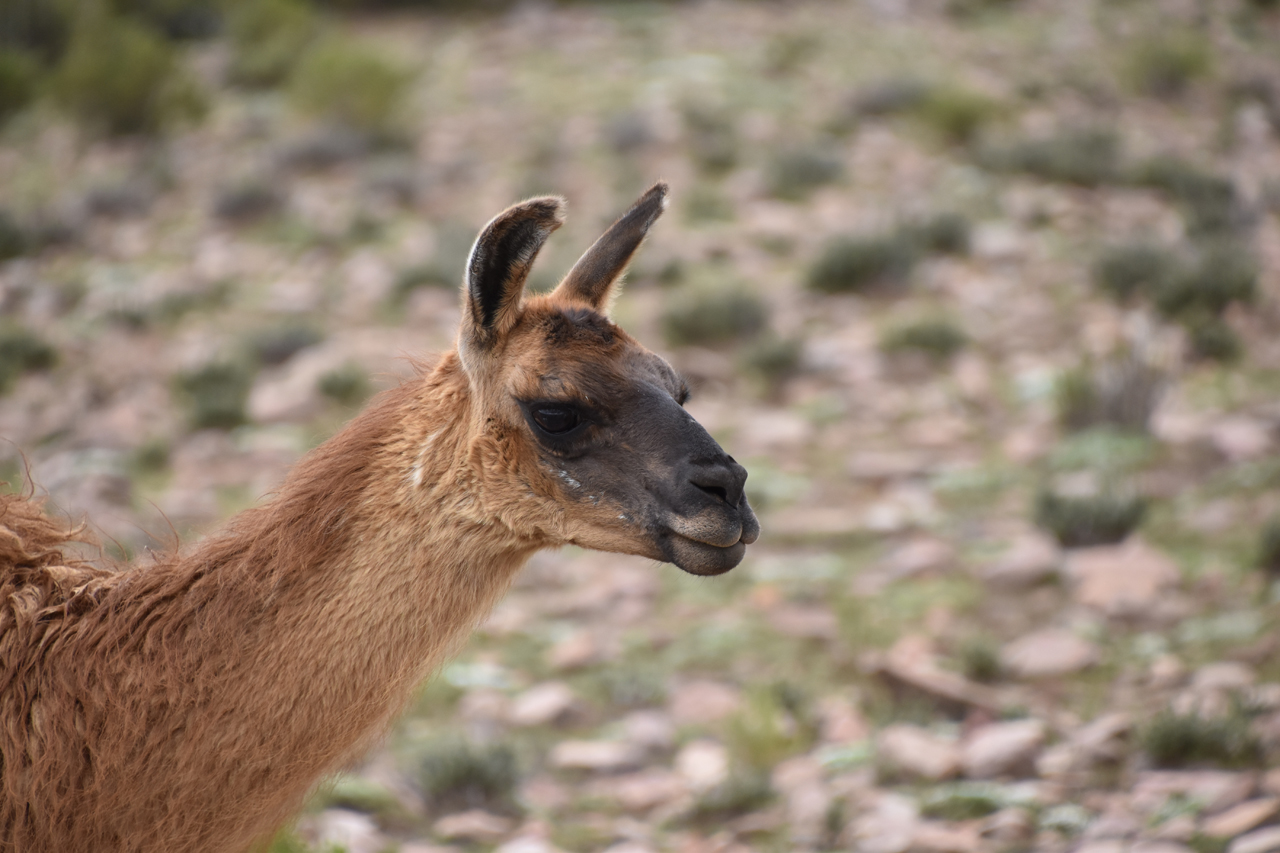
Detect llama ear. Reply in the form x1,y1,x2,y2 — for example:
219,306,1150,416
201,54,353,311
461,196,565,350
552,182,667,312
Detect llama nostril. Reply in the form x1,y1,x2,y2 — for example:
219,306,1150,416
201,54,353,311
694,483,729,503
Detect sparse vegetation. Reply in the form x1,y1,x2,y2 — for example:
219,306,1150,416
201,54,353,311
686,771,774,824
288,35,413,137
0,326,57,393
764,144,843,201
249,325,324,366
1054,357,1165,434
1133,158,1240,237
681,102,738,175
1092,242,1177,304
0,49,38,123
318,362,371,407
741,333,803,385
174,361,256,430
1127,30,1214,98
920,782,1007,820
983,128,1122,186
50,14,205,135
662,277,767,346
1142,709,1263,769
807,232,917,294
911,86,1001,145
227,0,319,88
957,636,1002,683
1257,517,1280,576
880,318,968,361
1186,316,1242,363
1035,488,1147,548
903,212,970,255
418,739,520,816
1154,243,1256,320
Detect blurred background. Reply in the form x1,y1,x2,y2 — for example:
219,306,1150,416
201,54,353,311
3,0,1280,850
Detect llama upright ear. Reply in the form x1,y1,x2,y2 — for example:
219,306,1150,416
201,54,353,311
461,196,565,350
553,182,667,312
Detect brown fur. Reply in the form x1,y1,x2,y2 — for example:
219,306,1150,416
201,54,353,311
0,185,757,852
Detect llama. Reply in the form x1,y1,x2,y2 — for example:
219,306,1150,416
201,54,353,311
0,183,759,852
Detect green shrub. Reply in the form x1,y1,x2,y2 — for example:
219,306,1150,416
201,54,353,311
983,129,1122,186
1054,358,1165,434
592,661,668,708
0,1,70,64
1257,517,1280,577
1127,30,1213,98
921,782,1007,821
957,637,1002,683
662,279,767,347
0,325,57,393
1134,158,1239,236
686,771,774,823
807,233,917,294
0,48,38,122
175,361,255,429
683,183,735,223
1034,489,1147,548
904,212,970,255
912,86,1001,145
50,15,205,135
1186,316,1242,363
249,324,323,366
741,334,803,385
847,78,930,118
1142,709,1263,769
288,35,413,136
131,437,171,474
1155,243,1256,319
1092,242,1178,303
764,144,843,201
213,181,284,223
681,102,738,175
419,739,520,815
227,0,318,88
880,318,968,361
0,210,28,261
318,362,371,407
726,685,814,771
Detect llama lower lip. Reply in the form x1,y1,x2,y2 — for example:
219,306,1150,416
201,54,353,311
661,531,747,576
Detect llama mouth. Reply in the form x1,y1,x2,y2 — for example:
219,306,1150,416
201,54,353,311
661,532,748,576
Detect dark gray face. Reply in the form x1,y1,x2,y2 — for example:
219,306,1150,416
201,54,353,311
505,309,759,576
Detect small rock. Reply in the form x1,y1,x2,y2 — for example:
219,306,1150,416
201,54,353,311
508,682,578,728
675,740,729,792
1064,539,1181,618
1202,798,1280,839
495,835,566,853
596,768,687,812
767,603,840,640
882,538,955,578
305,810,384,853
773,756,832,847
846,791,920,853
668,680,741,725
620,710,676,753
981,807,1035,846
547,630,600,670
818,695,871,744
433,810,514,842
1130,843,1195,853
1229,826,1280,853
1210,417,1272,462
1192,662,1256,693
981,533,1061,588
548,740,643,772
971,221,1025,261
961,719,1045,779
876,724,961,782
910,821,983,853
1000,627,1099,678
1132,771,1256,815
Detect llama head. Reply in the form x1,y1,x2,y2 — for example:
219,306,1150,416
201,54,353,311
455,183,759,575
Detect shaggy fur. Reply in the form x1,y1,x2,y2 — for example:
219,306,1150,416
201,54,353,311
0,184,758,852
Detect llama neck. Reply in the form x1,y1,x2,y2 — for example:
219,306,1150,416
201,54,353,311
91,366,542,851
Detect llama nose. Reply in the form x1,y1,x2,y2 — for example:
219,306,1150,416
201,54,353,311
689,460,747,509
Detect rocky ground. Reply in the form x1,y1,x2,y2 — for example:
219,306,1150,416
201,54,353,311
4,1,1280,851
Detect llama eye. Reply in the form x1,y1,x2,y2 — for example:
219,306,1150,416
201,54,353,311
532,406,579,435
